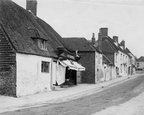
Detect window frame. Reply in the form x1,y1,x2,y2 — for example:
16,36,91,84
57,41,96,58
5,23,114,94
38,39,47,50
41,61,50,73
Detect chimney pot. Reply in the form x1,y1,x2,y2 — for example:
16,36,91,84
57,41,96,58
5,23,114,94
92,33,95,45
113,36,118,43
120,40,125,48
92,33,95,38
26,0,37,16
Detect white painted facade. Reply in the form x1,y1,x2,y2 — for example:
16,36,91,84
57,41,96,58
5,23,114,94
16,53,52,97
95,52,117,83
114,50,129,77
95,52,103,83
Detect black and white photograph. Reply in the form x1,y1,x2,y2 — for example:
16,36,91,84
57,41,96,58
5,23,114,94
0,0,144,114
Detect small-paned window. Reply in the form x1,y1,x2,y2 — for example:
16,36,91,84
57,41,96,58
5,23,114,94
41,61,50,73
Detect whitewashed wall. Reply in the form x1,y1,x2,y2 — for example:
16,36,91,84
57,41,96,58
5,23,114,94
116,51,129,77
16,53,52,97
95,52,104,83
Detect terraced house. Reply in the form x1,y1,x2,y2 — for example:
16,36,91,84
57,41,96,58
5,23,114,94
0,0,85,97
96,28,130,78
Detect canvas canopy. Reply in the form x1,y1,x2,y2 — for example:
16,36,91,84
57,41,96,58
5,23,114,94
59,60,85,71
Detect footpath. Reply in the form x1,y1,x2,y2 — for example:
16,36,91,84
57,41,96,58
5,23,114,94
0,74,141,113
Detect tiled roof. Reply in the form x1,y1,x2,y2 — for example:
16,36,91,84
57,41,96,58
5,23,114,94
102,39,117,53
102,36,118,52
137,56,144,61
62,37,95,52
125,48,136,58
103,54,114,65
102,36,129,56
0,0,66,58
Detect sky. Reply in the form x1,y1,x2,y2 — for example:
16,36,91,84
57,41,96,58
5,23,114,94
12,0,144,58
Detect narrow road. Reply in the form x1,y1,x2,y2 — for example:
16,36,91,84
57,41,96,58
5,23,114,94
2,74,144,115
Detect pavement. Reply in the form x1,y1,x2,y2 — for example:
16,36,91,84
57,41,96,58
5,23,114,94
0,74,141,113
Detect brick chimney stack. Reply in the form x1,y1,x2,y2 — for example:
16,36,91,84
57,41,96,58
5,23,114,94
26,0,37,16
98,32,102,51
99,28,108,36
97,28,108,52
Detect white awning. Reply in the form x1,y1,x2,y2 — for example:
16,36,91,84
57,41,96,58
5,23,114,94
59,60,85,71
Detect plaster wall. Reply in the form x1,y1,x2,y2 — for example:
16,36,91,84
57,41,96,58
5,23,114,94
16,53,52,97
116,51,128,77
96,53,103,83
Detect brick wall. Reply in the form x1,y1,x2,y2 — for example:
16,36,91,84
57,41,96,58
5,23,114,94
78,52,95,84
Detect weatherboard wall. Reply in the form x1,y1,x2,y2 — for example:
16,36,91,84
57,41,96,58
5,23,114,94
0,26,16,96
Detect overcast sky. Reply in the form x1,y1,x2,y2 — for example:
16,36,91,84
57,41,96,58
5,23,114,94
12,0,144,58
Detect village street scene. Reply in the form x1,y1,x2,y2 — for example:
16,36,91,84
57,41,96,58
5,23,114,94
0,0,144,115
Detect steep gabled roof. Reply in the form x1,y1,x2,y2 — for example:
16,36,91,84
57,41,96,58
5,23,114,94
125,47,136,58
102,36,129,56
102,39,117,53
137,56,144,61
0,0,66,58
125,48,131,53
102,36,118,52
62,37,95,52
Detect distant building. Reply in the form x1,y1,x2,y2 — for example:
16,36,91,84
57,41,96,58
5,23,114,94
125,48,136,75
62,37,102,84
136,56,144,71
95,28,130,77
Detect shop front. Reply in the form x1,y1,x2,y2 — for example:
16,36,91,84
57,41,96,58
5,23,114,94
52,46,85,89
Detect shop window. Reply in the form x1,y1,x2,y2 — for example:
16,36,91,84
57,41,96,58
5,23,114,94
41,61,50,73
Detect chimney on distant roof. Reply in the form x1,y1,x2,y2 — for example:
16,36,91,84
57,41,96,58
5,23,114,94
91,33,95,45
113,36,118,43
97,28,108,52
98,32,102,51
26,0,37,16
99,28,108,36
120,40,125,49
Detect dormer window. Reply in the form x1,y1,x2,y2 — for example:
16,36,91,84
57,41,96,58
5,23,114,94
28,27,48,51
32,38,48,50
38,40,47,50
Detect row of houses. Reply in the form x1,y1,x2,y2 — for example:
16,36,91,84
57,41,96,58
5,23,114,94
0,0,136,97
63,28,136,84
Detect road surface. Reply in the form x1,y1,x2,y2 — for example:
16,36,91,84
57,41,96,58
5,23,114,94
2,74,144,115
